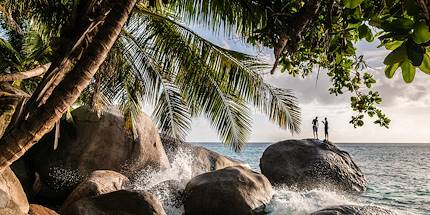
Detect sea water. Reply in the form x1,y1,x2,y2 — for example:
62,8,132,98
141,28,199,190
198,143,430,215
128,143,430,215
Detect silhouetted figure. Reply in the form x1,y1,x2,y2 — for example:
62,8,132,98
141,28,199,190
322,117,329,141
312,117,319,139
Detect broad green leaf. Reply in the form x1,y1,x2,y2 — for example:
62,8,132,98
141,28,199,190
380,18,414,33
419,53,430,74
413,22,430,44
358,24,373,42
384,40,403,50
343,0,364,9
400,60,416,83
384,62,400,78
406,40,425,66
383,45,406,65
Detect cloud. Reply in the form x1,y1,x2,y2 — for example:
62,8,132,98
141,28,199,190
181,27,430,143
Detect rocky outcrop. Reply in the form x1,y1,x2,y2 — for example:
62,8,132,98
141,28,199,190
162,136,247,176
0,167,29,213
27,106,170,204
0,83,28,137
184,166,273,215
28,204,59,215
0,208,26,215
62,190,166,215
310,205,397,215
260,139,367,192
61,170,129,210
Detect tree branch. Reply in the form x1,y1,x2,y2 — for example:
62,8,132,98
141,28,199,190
0,63,51,82
270,0,322,74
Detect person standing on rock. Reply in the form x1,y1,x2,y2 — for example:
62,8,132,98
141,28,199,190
322,117,329,141
312,117,319,139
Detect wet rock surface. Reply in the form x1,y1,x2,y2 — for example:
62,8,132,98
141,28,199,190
184,166,273,215
62,189,166,215
260,139,367,192
162,136,248,176
61,170,129,211
27,106,170,204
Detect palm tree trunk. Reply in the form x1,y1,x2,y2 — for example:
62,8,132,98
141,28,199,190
0,0,137,171
0,63,51,82
20,2,111,122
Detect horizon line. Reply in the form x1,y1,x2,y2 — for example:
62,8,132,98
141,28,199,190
190,141,430,144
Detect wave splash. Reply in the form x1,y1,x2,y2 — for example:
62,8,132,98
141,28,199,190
128,149,403,215
268,187,355,215
129,148,194,214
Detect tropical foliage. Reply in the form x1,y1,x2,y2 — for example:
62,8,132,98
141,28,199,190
0,0,301,152
0,0,429,153
169,0,429,128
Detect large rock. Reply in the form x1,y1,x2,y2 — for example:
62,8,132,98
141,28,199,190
62,170,129,210
28,204,59,215
0,84,37,202
260,139,367,192
184,166,273,215
27,106,170,204
0,83,29,137
0,208,26,215
0,167,29,213
62,190,166,215
162,136,247,176
310,205,396,215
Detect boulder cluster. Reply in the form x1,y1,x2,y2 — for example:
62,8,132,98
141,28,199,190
0,84,396,215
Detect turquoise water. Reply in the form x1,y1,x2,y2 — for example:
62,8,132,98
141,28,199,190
196,143,430,215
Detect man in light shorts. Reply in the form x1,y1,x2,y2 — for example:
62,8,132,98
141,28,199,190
312,117,319,139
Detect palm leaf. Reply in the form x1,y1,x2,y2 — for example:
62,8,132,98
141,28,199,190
125,9,301,150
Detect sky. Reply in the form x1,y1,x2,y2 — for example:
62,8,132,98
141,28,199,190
178,25,430,144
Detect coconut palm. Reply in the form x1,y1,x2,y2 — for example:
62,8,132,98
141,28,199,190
0,0,301,169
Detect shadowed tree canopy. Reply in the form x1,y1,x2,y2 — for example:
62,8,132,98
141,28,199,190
171,0,429,127
0,0,428,170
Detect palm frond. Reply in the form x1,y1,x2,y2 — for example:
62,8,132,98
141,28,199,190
0,37,23,72
120,30,192,140
126,9,301,150
1,0,75,36
22,22,53,64
167,0,266,37
152,82,191,140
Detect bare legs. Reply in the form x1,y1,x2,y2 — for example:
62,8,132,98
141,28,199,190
313,127,318,139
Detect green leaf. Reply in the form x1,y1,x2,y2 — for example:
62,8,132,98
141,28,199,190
344,0,364,9
358,24,373,42
380,18,414,33
413,22,430,44
384,62,400,78
406,40,425,66
400,60,416,83
383,44,407,65
419,53,430,74
384,40,403,50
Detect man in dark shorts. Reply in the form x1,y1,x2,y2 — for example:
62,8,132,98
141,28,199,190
322,117,329,141
312,117,318,139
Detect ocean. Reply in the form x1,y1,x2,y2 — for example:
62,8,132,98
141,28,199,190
130,142,430,215
196,142,430,215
